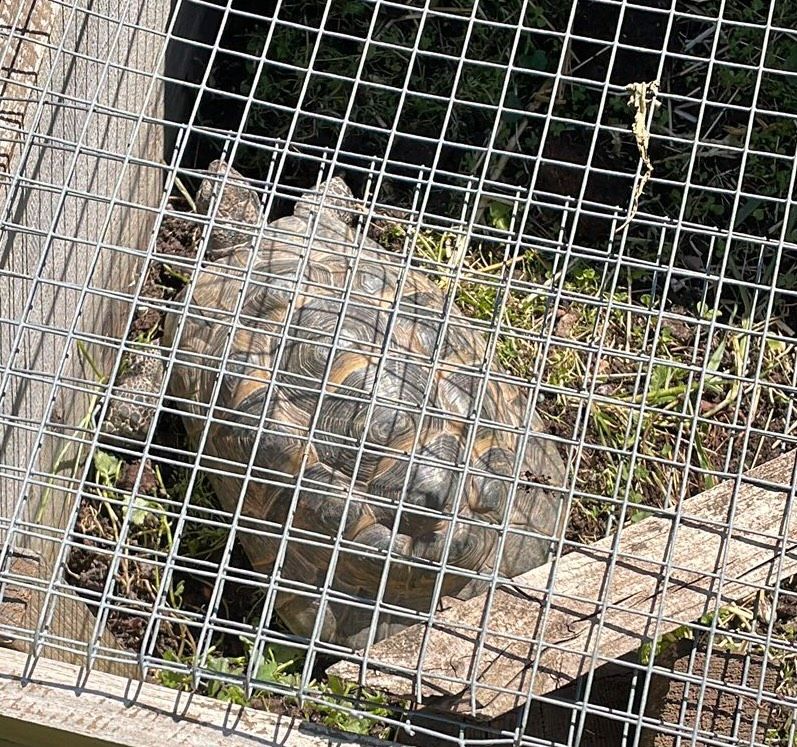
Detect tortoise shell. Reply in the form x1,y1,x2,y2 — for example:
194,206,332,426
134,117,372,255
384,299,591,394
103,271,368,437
163,161,566,648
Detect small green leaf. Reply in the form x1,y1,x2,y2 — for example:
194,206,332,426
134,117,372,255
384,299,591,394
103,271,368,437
253,645,300,685
126,496,160,526
93,449,121,483
325,675,351,697
518,49,547,71
488,202,511,231
706,338,727,373
696,301,719,322
157,650,192,691
766,337,786,355
733,197,765,229
211,683,247,704
324,713,372,735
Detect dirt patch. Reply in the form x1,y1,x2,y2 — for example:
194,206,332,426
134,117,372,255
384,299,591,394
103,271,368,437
649,645,784,746
648,583,797,745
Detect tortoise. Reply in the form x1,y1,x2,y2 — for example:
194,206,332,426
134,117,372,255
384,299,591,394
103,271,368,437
107,161,567,649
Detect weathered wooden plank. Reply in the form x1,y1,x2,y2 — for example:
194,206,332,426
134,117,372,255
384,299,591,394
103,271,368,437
0,0,165,676
0,647,392,747
329,450,797,720
0,549,141,678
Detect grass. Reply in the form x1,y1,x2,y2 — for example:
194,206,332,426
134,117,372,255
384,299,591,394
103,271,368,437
189,0,797,253
237,0,570,149
652,1,797,245
195,0,576,214
158,644,396,738
398,212,797,741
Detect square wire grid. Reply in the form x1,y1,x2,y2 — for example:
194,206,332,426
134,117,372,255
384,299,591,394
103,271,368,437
1,0,797,745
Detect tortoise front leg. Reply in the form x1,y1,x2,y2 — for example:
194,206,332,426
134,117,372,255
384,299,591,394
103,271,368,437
345,511,497,605
100,345,165,445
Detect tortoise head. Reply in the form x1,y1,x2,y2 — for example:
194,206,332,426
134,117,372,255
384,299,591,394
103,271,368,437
194,159,262,259
294,176,360,227
195,159,258,216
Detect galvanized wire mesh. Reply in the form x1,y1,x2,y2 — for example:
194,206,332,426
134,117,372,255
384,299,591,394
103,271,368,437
2,0,797,745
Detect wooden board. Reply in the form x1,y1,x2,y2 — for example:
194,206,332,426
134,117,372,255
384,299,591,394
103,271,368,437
329,450,797,720
0,0,165,676
0,647,391,747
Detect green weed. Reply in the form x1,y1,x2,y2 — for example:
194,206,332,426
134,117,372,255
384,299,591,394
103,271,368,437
158,642,396,739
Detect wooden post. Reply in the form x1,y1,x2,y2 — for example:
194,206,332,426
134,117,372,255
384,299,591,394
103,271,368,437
0,0,166,675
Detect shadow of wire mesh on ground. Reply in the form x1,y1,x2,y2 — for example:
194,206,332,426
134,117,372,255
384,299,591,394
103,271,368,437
1,0,797,745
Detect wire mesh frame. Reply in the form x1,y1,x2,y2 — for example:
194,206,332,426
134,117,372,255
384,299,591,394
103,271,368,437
1,0,796,745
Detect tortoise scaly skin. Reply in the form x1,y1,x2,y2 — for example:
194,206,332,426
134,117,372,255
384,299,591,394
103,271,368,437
101,346,165,445
117,160,567,648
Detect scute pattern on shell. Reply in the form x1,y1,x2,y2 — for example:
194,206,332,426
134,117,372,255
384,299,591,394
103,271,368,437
162,160,567,648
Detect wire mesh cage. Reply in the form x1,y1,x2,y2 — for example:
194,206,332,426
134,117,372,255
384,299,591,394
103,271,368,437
1,0,796,745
